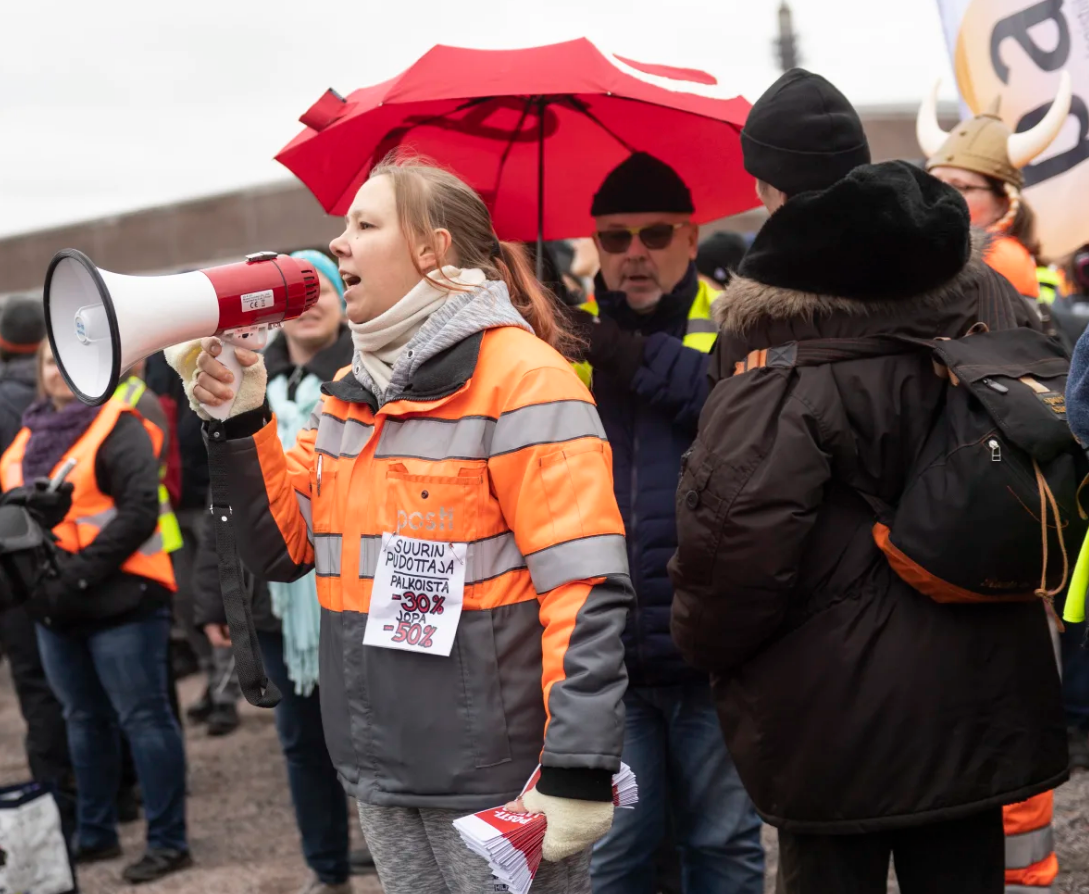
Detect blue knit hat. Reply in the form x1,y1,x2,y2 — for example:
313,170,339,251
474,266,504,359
291,250,344,309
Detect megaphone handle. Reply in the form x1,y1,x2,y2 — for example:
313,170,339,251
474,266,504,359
201,342,244,422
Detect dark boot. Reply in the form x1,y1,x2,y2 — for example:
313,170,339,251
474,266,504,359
206,702,240,737
122,849,193,884
75,842,122,864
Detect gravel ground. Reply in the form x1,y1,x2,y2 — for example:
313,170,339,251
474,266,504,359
2,660,1088,893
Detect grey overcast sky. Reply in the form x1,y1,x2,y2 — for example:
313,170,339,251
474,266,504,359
0,0,955,238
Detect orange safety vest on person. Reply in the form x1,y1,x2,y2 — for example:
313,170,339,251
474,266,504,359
0,397,176,591
986,232,1040,299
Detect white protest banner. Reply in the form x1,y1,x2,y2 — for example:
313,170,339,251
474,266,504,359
935,0,1089,257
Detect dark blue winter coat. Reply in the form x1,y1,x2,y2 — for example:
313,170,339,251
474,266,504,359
588,264,712,687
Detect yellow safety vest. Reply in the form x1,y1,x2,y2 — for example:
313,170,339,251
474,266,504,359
574,279,720,386
1037,266,1062,305
113,377,184,554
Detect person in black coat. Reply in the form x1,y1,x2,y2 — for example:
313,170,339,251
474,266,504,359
1,342,192,885
570,153,764,894
671,70,1062,894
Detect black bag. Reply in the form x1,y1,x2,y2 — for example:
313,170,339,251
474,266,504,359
737,326,1089,608
0,504,60,613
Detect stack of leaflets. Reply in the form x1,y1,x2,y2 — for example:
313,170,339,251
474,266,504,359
453,763,638,894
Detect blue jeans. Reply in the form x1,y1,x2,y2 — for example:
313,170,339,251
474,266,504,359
1062,621,1089,729
258,630,350,885
591,681,764,894
36,609,188,852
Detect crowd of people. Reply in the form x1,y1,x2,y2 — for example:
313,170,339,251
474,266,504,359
2,64,1089,894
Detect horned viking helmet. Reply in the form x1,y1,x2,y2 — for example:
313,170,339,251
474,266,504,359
916,71,1072,189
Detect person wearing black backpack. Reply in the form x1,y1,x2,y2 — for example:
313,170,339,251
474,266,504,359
669,69,1068,894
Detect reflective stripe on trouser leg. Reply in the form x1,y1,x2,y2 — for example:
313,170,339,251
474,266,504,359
1005,825,1054,870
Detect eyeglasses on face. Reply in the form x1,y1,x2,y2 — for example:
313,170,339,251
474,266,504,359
595,222,687,254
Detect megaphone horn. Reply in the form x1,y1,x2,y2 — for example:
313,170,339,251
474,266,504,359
44,250,320,418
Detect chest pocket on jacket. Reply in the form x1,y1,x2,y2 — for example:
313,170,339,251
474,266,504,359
381,463,485,543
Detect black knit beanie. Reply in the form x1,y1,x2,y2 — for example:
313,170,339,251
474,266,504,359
696,232,747,287
0,296,46,356
742,68,871,196
591,152,694,216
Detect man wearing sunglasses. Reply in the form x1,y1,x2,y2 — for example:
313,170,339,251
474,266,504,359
574,152,765,894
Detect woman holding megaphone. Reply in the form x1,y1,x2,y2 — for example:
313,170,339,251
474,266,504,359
0,341,191,884
167,156,632,894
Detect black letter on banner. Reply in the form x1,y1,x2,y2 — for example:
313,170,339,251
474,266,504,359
1022,95,1089,186
990,0,1070,84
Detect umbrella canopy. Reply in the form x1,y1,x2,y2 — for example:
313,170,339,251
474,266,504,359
276,38,755,242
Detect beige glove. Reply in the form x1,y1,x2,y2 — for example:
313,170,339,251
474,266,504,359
164,337,267,422
521,787,614,862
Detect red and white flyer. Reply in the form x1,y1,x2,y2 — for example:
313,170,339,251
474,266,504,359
453,763,638,894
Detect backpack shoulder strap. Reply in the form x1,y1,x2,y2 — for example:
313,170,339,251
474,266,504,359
732,335,929,375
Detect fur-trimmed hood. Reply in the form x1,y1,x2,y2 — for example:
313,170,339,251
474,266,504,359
716,161,982,335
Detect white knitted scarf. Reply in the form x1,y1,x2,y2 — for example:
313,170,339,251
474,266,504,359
349,266,486,395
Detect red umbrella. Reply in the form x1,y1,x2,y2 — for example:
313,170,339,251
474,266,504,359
276,38,754,254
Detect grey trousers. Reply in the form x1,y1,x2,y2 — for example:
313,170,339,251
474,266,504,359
357,801,592,894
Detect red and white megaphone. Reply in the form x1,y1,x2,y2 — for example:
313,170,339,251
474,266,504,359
45,249,320,418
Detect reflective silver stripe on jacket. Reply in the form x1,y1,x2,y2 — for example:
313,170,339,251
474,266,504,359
314,534,343,577
296,491,313,543
491,401,606,456
75,508,163,556
137,532,164,556
358,532,527,582
1005,824,1054,869
1005,887,1052,893
315,414,374,458
525,533,629,594
685,317,718,335
375,416,495,461
373,400,606,462
74,508,118,528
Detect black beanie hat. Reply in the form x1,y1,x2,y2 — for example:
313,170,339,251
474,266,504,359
696,232,748,287
741,68,871,196
591,152,694,217
0,296,46,356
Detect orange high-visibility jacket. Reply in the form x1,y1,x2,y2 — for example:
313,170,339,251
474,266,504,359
0,397,176,592
986,232,1040,300
210,302,633,810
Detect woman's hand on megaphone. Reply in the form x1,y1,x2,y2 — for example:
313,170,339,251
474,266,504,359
194,337,261,407
164,336,267,421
